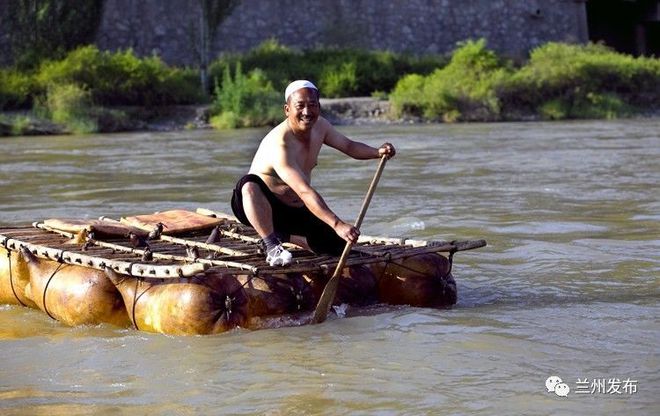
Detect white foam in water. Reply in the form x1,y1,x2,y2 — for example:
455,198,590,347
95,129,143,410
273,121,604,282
332,303,349,318
389,217,426,235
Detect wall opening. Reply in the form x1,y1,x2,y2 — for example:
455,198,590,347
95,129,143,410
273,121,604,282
586,0,660,56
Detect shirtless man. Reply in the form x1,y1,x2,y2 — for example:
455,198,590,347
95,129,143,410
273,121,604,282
231,80,396,266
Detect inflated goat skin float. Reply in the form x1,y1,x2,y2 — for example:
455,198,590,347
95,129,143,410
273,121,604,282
371,253,457,307
0,209,485,335
0,247,36,308
105,268,248,335
20,247,130,327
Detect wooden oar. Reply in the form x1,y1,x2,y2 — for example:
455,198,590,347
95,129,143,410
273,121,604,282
311,155,388,324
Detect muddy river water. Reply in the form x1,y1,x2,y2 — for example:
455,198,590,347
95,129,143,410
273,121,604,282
0,119,658,414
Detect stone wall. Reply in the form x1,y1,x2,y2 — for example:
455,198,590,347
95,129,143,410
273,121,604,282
1,0,588,66
95,0,588,65
0,0,11,66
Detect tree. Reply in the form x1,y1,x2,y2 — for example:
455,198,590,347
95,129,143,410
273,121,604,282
5,0,105,69
199,0,241,95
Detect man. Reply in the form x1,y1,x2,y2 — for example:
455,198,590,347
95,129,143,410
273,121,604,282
231,80,396,266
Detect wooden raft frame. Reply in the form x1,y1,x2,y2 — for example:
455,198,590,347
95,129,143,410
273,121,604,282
0,210,486,279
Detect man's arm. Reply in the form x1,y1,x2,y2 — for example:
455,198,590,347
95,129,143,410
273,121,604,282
273,140,359,243
321,118,396,159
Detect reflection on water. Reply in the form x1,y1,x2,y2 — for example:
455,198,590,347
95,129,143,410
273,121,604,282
1,119,659,414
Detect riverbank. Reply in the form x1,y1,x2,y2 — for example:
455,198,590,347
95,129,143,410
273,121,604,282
2,96,659,136
0,105,210,136
0,97,396,136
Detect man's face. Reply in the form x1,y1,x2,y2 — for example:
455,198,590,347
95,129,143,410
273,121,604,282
285,88,320,132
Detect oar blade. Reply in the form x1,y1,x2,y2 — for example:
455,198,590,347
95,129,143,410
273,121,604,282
311,273,341,323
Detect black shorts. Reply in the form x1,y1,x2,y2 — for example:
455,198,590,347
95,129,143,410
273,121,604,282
230,174,345,255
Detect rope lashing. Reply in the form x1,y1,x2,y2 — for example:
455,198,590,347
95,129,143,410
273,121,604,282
131,278,140,331
7,249,27,307
379,242,458,281
130,277,151,331
224,295,233,317
42,263,66,320
441,241,459,280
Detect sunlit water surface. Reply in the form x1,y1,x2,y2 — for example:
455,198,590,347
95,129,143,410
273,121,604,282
1,119,658,415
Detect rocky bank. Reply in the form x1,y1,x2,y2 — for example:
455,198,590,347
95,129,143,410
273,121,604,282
0,97,395,136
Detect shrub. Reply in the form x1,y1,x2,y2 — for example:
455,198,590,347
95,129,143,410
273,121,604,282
209,39,307,94
45,83,98,133
500,42,660,119
388,74,427,118
391,40,659,121
319,62,358,97
209,39,447,98
390,39,509,121
10,116,33,135
571,92,632,119
210,64,281,129
36,45,202,106
1,114,27,136
0,68,34,110
538,98,569,120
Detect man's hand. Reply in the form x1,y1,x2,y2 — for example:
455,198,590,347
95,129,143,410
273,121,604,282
334,220,360,244
378,142,396,159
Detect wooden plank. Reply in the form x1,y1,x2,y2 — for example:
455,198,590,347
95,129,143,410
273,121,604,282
120,209,224,235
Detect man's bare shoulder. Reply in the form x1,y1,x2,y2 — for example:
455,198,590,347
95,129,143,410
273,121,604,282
263,121,288,143
315,116,333,131
313,116,337,141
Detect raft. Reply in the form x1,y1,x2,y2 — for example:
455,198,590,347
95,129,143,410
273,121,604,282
0,208,486,335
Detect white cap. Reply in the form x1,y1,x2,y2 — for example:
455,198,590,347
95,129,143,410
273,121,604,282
285,80,318,102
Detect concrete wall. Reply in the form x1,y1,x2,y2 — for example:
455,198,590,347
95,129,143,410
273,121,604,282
1,0,589,66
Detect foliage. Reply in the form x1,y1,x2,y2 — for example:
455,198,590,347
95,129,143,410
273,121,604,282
39,82,133,134
500,42,660,119
209,40,303,94
210,63,281,129
0,69,34,110
36,46,202,106
3,38,658,129
0,113,33,136
5,0,105,69
388,73,427,118
45,83,98,133
208,39,447,98
391,39,660,121
10,116,33,136
390,39,510,121
320,62,358,98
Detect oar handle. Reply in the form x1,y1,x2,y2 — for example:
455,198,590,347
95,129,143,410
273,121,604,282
311,155,388,324
353,155,388,230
